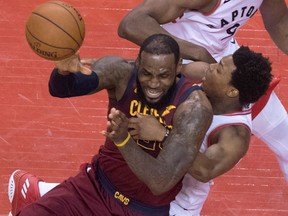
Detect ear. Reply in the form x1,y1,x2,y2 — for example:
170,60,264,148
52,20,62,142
176,59,183,75
226,88,239,98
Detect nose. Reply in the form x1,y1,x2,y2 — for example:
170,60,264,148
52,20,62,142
148,76,160,88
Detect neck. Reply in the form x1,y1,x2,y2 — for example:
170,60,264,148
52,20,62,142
209,97,242,115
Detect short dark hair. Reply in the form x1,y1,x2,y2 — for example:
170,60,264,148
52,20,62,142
138,34,180,64
231,46,273,107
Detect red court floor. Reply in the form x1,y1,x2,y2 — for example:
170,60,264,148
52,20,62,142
0,0,288,215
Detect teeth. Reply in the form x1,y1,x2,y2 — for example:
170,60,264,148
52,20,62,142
146,89,162,98
148,89,159,94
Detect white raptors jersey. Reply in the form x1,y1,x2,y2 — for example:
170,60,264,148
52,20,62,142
170,109,252,216
162,0,263,61
200,108,252,152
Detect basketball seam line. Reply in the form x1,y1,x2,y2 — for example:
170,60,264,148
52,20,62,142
46,1,85,40
31,12,82,47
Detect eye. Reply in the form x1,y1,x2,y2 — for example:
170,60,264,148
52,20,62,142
160,74,169,79
141,70,151,77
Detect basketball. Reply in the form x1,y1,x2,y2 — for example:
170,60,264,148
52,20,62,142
25,1,85,61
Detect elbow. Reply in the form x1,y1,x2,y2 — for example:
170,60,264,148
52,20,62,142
49,89,62,98
145,178,175,195
117,18,130,40
49,90,56,97
196,175,212,183
48,83,68,98
197,170,213,183
148,184,169,196
189,170,213,183
148,177,184,195
48,83,58,97
150,189,163,196
118,14,140,43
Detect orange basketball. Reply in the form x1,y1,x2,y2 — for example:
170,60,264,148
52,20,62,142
25,1,85,61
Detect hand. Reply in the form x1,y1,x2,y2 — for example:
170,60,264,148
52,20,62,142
128,113,166,141
102,108,130,144
80,58,99,67
54,51,92,75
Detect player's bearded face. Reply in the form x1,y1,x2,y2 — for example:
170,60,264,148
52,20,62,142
136,77,176,109
136,52,178,109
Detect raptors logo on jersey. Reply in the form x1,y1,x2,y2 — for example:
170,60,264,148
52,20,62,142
162,0,263,61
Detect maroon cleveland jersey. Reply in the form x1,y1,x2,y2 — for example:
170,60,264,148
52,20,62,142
94,66,201,207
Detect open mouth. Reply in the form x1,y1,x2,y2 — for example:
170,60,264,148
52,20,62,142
145,88,163,99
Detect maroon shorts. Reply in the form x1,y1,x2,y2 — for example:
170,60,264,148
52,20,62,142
17,162,169,216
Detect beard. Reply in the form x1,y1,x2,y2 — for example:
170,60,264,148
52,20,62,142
136,77,177,110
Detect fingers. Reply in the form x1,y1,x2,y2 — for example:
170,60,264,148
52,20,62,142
104,108,130,143
128,113,143,125
79,66,92,75
101,118,119,139
128,117,139,125
128,122,137,132
136,112,143,118
54,52,94,75
108,108,127,129
54,53,80,72
81,58,98,66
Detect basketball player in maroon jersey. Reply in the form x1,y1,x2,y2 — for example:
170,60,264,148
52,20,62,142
10,40,272,216
14,34,212,216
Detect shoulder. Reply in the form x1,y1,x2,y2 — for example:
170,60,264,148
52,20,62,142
186,88,211,109
90,56,135,97
174,89,212,123
213,123,251,144
92,56,134,77
94,56,133,68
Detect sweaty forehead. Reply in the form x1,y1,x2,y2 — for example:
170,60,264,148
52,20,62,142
139,52,177,73
140,51,175,62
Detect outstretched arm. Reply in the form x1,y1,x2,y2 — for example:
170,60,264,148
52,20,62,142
49,54,132,99
104,90,212,195
260,0,288,54
118,0,216,63
189,125,250,182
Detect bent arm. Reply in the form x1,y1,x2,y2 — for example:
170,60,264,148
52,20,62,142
116,91,212,195
118,0,216,63
260,0,288,54
180,61,210,83
189,125,250,182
